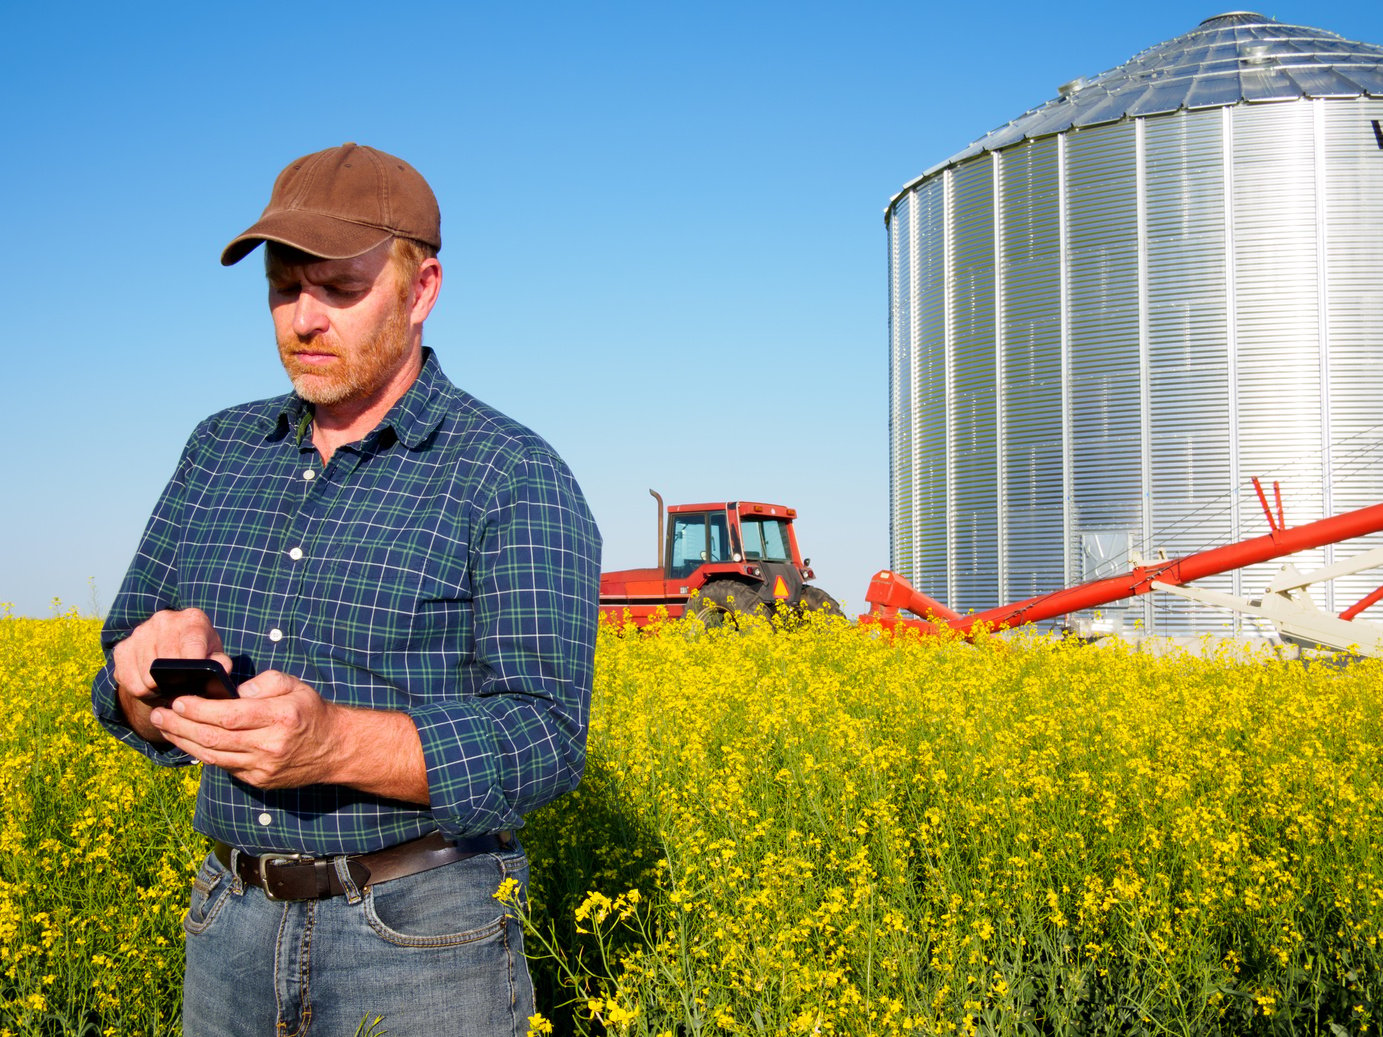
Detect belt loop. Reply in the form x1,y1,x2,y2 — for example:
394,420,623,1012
334,855,364,904
227,847,246,895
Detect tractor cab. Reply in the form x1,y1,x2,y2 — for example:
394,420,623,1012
666,504,800,578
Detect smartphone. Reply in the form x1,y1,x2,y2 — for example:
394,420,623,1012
149,658,239,700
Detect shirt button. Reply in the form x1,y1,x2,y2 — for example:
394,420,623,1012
303,469,316,481
258,813,273,826
288,547,304,561
269,628,283,642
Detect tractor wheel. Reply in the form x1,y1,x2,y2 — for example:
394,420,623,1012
686,580,767,628
774,584,842,628
799,585,841,615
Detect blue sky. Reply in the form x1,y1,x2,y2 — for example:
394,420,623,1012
3,1,1382,617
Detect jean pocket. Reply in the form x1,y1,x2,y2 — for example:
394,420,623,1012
363,850,528,948
183,852,234,936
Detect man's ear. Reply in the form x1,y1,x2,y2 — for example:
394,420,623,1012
409,258,443,325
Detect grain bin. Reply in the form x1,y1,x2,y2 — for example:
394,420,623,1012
887,11,1383,637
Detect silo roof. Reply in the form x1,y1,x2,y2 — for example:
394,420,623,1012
898,12,1383,197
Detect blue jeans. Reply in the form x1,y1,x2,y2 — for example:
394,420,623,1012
181,842,534,1036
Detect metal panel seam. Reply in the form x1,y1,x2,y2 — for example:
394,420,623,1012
1135,117,1154,633
994,151,1008,602
909,188,923,585
943,167,956,608
1313,97,1335,599
1223,105,1242,608
1058,132,1074,589
887,195,901,573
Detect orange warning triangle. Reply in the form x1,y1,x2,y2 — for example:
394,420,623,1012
772,576,790,599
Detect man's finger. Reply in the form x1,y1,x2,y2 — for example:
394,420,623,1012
175,628,216,659
158,727,254,770
235,670,300,700
168,695,271,733
156,704,260,751
165,608,224,658
177,634,211,658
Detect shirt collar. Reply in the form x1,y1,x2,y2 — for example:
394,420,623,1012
262,348,448,450
382,347,449,449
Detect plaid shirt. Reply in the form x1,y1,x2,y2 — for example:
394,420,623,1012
92,349,601,855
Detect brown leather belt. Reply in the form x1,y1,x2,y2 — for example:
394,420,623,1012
213,830,515,901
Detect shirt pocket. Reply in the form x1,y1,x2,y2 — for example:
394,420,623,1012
305,544,431,655
303,539,475,662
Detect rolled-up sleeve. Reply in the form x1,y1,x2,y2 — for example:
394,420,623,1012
407,450,601,838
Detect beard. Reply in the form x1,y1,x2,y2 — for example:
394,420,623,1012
278,292,412,407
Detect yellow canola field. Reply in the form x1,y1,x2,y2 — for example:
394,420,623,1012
522,613,1383,1036
0,612,198,1036
3,609,1382,1036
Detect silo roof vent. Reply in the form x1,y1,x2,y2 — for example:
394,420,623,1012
1199,11,1271,28
918,12,1383,179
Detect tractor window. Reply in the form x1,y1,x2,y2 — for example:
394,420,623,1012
668,512,731,579
740,517,792,563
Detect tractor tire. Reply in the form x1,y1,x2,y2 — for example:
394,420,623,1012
774,584,842,629
686,579,767,629
799,585,841,615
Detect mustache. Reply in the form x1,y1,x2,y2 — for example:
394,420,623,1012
279,334,340,357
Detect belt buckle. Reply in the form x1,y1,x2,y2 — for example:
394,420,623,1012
258,852,311,901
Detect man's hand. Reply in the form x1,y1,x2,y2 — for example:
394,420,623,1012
112,609,232,744
150,672,429,803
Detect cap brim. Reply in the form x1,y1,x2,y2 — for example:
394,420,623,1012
220,211,393,266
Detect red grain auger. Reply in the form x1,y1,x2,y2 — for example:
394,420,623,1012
861,480,1383,656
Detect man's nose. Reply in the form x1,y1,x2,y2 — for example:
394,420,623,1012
293,291,330,338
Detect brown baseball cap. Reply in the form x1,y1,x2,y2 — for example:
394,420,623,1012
221,143,441,266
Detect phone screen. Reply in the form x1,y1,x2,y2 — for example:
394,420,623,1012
149,658,239,700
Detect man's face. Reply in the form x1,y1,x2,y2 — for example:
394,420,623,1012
267,241,414,408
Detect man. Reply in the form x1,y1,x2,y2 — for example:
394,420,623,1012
91,143,601,1036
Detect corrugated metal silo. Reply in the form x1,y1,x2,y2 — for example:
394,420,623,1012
887,11,1383,637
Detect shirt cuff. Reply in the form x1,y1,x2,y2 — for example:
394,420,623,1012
90,664,198,767
407,702,519,839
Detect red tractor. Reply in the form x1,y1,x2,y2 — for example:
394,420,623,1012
600,491,839,626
